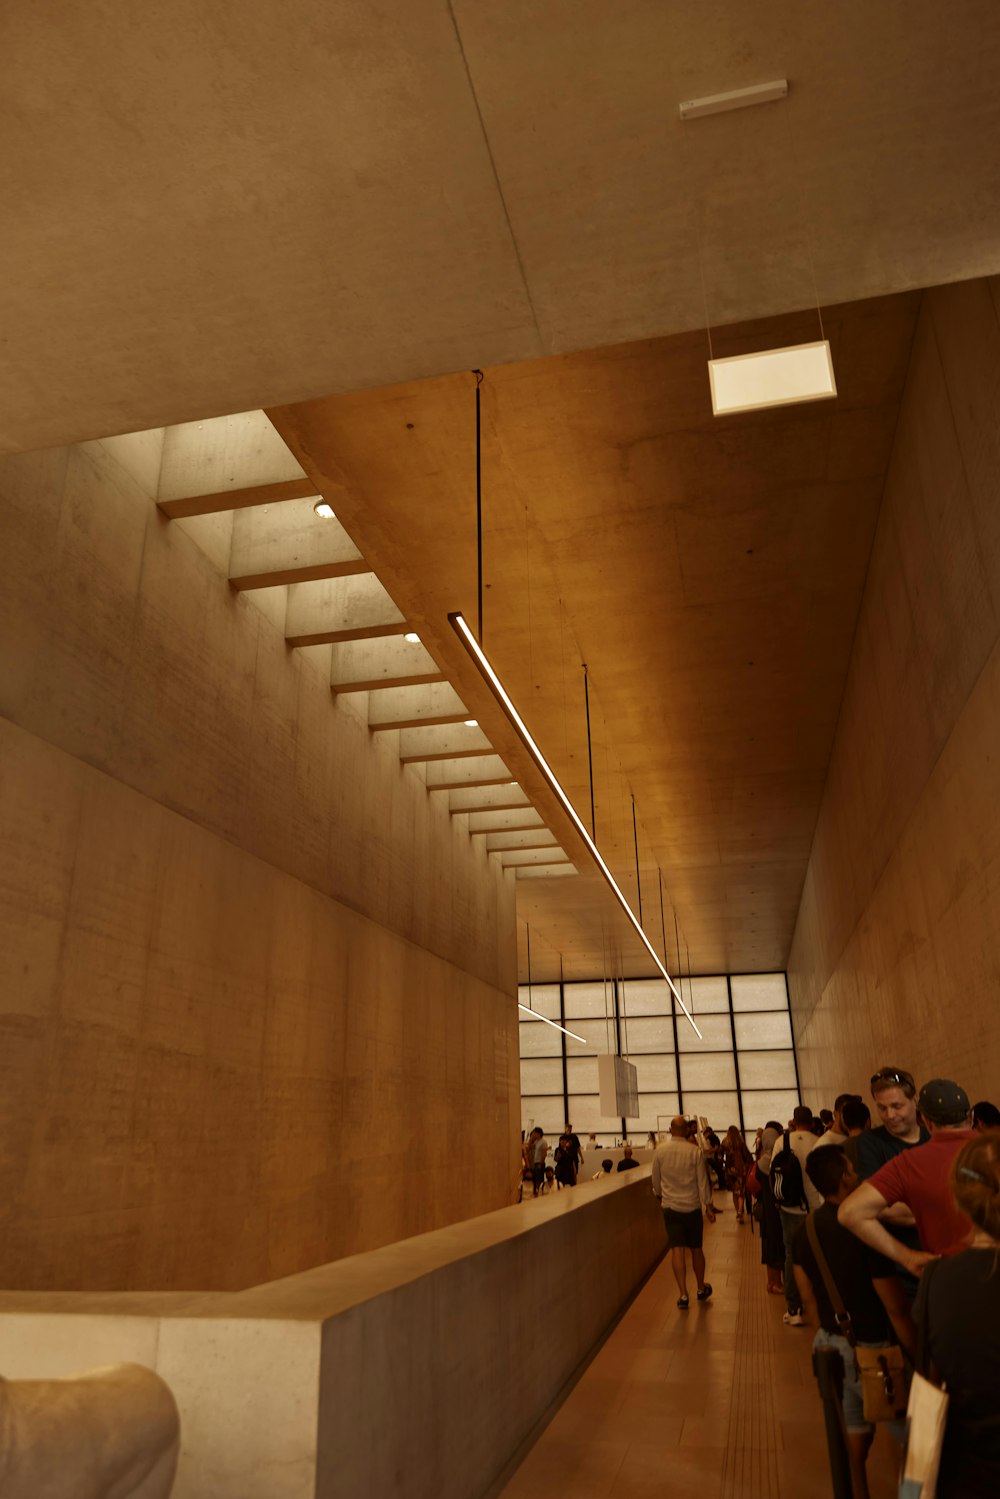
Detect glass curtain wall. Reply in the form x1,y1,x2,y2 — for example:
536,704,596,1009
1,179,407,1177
519,972,798,1146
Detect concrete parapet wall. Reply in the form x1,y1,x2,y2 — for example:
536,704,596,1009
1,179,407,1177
0,1169,663,1499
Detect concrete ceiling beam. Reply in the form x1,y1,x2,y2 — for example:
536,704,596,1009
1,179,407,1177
366,682,468,730
502,847,572,868
483,831,558,853
228,497,365,589
425,756,513,791
466,808,543,833
329,636,444,693
157,412,307,515
159,476,318,520
284,573,404,646
397,724,492,762
447,786,530,815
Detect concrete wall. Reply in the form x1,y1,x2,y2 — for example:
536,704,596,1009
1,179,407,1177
788,278,1000,1103
0,1170,665,1499
0,437,519,1291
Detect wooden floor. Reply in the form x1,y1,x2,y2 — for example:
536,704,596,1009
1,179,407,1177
497,1201,901,1499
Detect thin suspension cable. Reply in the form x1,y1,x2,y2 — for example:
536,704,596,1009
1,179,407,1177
450,611,702,1037
583,665,596,841
631,795,643,928
781,94,826,342
516,923,587,1043
473,369,484,644
524,500,534,702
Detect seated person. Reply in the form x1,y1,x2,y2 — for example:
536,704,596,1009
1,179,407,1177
617,1144,640,1172
592,1159,614,1179
538,1166,557,1195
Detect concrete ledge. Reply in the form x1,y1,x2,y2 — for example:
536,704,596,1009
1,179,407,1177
0,1170,663,1498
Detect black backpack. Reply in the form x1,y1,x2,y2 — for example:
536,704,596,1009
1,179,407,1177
770,1131,807,1208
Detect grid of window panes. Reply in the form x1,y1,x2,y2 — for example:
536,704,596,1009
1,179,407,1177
518,973,798,1146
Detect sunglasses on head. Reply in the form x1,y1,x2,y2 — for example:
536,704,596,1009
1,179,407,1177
870,1069,913,1089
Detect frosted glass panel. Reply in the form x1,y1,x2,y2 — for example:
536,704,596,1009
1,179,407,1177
619,978,673,1016
677,1013,733,1052
633,1093,681,1130
734,1010,793,1050
731,974,787,1011
519,1016,562,1058
622,1015,676,1053
518,970,798,1146
563,982,615,1019
631,1054,678,1092
680,1052,738,1091
520,1058,563,1096
517,983,561,1020
521,1097,564,1133
683,1091,739,1128
741,1089,800,1132
676,975,730,1013
566,1056,600,1093
566,1095,613,1133
564,1018,616,1056
737,1050,798,1090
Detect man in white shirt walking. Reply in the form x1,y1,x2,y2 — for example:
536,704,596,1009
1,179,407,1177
651,1116,717,1309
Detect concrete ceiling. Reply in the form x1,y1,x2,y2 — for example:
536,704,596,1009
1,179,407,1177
3,2,1000,452
270,289,921,979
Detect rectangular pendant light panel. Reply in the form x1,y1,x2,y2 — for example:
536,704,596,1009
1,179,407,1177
598,1054,639,1120
709,340,836,416
679,79,788,121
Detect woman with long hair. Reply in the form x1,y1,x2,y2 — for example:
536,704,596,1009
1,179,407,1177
915,1131,1000,1497
722,1124,752,1222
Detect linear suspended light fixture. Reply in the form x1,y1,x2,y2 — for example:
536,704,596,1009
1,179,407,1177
449,611,702,1038
517,1004,588,1044
679,79,788,121
709,340,836,416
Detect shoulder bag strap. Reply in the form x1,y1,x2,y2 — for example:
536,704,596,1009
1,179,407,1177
805,1211,855,1345
916,1258,941,1378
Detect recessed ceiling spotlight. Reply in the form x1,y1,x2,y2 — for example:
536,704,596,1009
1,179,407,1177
464,719,478,728
403,632,420,644
313,501,336,519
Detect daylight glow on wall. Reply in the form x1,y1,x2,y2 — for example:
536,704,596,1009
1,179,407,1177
709,340,836,416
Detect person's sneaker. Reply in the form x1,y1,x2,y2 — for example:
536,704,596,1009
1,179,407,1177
783,1311,806,1326
677,1295,689,1310
696,1283,713,1302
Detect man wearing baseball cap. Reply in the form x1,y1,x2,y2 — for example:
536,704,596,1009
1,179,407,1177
838,1080,976,1274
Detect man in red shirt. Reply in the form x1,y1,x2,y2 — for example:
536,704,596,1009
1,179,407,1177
838,1080,975,1274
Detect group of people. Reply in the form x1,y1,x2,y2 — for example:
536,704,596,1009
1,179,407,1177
650,1070,999,1499
521,1125,641,1195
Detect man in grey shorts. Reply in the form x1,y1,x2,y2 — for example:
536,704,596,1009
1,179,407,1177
652,1115,717,1308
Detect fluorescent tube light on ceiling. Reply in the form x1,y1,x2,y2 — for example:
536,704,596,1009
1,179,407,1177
709,340,836,417
679,79,788,121
449,611,702,1038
